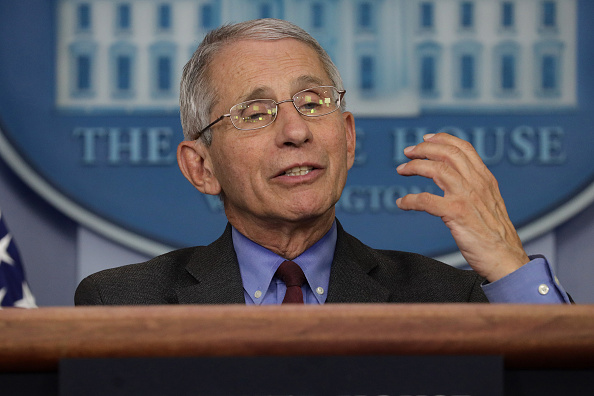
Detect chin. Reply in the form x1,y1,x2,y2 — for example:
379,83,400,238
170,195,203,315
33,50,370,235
282,201,335,223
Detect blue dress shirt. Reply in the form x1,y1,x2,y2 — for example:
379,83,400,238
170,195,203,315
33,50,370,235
232,222,336,305
482,255,571,303
232,222,569,304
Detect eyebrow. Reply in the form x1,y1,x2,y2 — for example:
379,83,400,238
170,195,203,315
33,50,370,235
294,75,327,90
239,75,329,102
242,87,271,102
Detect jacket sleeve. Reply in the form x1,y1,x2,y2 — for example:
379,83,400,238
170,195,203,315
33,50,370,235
74,275,104,305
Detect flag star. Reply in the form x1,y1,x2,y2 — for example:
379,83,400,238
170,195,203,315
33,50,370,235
13,283,37,308
0,233,14,265
0,287,6,307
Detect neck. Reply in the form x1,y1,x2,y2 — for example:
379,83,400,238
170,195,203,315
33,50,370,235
226,210,335,260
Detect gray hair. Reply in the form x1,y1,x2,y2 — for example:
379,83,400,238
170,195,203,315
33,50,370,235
179,18,345,145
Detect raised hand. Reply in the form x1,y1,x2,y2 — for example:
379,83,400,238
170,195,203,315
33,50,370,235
396,133,530,282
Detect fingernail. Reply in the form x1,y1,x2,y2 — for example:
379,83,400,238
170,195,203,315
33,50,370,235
403,145,415,154
423,133,435,141
396,163,406,172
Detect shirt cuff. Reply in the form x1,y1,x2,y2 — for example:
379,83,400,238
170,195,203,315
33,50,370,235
481,255,571,304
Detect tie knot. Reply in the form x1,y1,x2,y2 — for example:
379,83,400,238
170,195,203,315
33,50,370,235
275,260,306,288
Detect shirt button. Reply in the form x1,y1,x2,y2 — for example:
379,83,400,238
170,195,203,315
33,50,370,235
254,290,262,299
316,287,324,295
538,284,550,295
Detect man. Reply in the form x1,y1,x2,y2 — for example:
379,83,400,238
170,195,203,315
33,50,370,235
75,19,569,305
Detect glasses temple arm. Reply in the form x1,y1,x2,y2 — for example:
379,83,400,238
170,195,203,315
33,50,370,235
195,114,229,140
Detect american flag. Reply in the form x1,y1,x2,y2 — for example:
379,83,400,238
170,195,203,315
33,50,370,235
0,209,36,308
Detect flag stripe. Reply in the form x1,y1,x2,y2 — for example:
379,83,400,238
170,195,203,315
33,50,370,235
0,209,36,308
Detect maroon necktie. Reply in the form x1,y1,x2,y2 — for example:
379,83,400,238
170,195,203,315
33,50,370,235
275,260,306,304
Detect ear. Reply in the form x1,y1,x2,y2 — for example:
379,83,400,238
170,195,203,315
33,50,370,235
177,140,222,196
342,111,356,170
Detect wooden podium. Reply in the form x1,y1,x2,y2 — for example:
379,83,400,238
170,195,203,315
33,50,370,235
1,304,593,394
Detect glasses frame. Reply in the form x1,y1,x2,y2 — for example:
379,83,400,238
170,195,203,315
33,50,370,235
194,85,346,140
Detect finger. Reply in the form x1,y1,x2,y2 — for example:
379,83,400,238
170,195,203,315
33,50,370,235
397,157,504,224
396,192,450,218
401,143,475,184
401,133,468,159
401,134,494,189
397,158,466,195
422,133,489,172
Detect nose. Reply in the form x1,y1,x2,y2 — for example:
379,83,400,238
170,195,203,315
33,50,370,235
274,101,313,147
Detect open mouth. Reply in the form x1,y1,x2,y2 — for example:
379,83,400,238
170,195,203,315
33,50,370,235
284,165,314,177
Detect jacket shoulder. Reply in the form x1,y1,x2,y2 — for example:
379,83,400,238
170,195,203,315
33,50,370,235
374,248,488,302
74,247,199,305
337,227,488,303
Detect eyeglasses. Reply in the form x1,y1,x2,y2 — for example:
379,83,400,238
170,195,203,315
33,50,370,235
195,86,346,139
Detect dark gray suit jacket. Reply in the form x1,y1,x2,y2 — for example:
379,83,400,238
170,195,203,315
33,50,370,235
75,222,488,305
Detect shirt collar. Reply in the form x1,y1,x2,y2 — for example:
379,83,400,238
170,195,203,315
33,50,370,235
232,221,337,305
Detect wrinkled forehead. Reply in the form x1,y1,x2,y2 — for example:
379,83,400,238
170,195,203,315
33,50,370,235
208,38,331,110
239,75,330,102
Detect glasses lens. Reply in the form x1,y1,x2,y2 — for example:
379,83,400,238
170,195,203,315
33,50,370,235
293,86,340,116
230,99,277,130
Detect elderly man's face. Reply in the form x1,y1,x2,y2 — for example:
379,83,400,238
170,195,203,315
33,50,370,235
201,38,355,228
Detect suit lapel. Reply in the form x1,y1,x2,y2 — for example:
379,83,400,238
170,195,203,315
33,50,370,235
326,222,391,303
174,221,391,304
175,224,246,304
